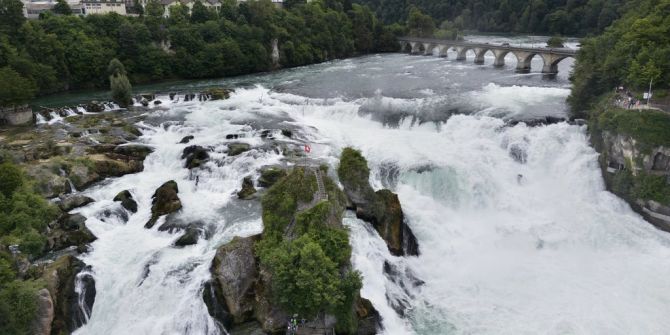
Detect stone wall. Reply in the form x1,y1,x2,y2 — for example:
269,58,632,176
0,105,34,125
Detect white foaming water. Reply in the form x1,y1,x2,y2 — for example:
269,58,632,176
70,81,670,335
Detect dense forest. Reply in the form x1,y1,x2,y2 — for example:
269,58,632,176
569,0,670,114
354,0,626,36
0,0,400,106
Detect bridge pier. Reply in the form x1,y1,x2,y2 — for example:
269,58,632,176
540,53,567,74
493,50,507,67
473,48,488,65
423,43,436,56
437,45,449,57
455,46,469,61
409,42,421,55
514,51,535,73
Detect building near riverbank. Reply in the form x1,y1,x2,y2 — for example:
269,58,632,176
0,105,33,126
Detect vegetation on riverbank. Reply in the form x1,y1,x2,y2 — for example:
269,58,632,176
569,0,670,115
0,162,59,335
0,0,400,106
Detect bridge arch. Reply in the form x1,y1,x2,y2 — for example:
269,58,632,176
455,46,474,61
437,44,450,57
423,43,439,56
473,48,493,65
492,50,510,67
512,51,538,73
539,53,572,74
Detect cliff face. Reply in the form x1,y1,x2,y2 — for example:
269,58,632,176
589,107,670,231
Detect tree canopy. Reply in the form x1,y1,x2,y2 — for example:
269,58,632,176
0,0,401,101
568,0,670,114
354,0,624,36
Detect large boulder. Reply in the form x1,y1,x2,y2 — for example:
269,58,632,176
58,195,95,212
31,288,54,335
228,143,251,156
237,177,256,200
113,190,138,213
338,148,419,256
113,144,153,160
47,214,97,253
210,235,259,324
355,298,381,335
145,181,182,229
375,190,419,256
174,227,200,247
182,145,209,169
42,255,95,335
179,135,194,144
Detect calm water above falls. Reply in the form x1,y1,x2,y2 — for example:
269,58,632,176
69,36,670,335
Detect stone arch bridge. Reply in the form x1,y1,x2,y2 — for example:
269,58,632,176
398,37,577,74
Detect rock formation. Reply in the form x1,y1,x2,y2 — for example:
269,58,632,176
338,147,419,256
145,181,182,229
113,190,138,213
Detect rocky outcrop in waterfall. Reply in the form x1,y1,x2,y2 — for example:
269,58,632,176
182,145,210,169
58,195,95,212
113,190,138,213
338,147,419,256
205,167,381,335
589,107,670,231
237,176,257,200
146,180,182,228
42,255,96,335
47,213,97,253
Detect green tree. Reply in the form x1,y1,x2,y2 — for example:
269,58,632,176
145,0,164,18
0,67,36,107
406,6,434,37
0,0,25,36
190,0,215,23
108,59,133,107
52,0,72,15
0,281,41,335
0,162,23,198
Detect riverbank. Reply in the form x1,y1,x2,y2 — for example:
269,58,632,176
587,96,670,230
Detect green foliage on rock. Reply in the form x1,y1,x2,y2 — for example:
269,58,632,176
260,167,315,239
0,163,60,256
593,106,670,153
0,164,54,335
546,35,564,48
256,167,361,327
634,173,670,204
0,280,42,335
337,147,372,193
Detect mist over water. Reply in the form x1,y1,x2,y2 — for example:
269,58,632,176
66,36,670,335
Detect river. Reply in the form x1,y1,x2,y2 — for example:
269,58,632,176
62,35,670,335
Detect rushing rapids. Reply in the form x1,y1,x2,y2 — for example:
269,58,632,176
57,36,670,334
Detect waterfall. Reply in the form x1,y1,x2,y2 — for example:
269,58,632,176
66,54,670,334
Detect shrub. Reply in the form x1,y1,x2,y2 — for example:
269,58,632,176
546,35,565,48
0,280,41,335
